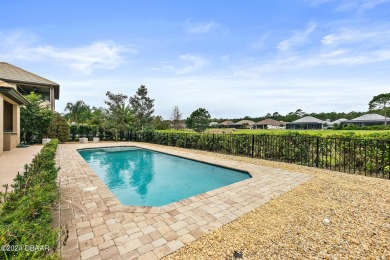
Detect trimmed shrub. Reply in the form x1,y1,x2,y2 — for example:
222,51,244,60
48,113,70,142
0,140,60,259
130,131,390,179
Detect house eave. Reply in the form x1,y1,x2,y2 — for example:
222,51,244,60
0,87,30,105
0,78,60,99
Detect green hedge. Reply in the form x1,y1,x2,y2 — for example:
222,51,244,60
131,131,390,179
0,140,60,259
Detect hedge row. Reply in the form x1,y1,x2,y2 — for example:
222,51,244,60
0,140,60,259
130,131,390,179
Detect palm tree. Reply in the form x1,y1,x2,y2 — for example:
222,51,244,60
64,100,91,124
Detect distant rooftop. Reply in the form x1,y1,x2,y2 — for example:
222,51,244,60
289,116,324,124
220,120,236,126
348,113,390,122
255,118,283,126
327,118,348,125
235,120,255,125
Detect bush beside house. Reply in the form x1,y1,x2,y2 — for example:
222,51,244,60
0,139,60,259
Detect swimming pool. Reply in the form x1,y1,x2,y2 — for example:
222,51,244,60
78,146,251,206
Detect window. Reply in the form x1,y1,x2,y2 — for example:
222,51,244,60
3,101,13,132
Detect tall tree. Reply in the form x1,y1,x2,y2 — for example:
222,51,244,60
89,106,106,126
64,100,91,124
369,93,390,127
21,92,55,143
171,105,183,130
295,109,306,117
129,85,155,131
153,116,170,130
185,108,211,133
103,91,134,141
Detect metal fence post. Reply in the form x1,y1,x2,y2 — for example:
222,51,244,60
315,137,319,167
251,135,255,158
212,133,215,152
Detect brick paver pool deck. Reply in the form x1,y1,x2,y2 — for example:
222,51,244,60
57,142,312,259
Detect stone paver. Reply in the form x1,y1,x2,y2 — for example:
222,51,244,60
0,145,43,192
58,142,311,259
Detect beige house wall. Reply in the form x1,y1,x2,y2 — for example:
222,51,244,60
0,95,3,155
0,95,21,154
3,82,17,90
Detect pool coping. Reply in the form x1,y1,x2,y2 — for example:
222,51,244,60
58,142,312,259
77,145,253,211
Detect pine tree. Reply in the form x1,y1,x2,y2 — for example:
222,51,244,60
171,105,183,130
129,85,155,131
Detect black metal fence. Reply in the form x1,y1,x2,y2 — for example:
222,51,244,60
124,132,390,179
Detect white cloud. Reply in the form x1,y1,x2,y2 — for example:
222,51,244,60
186,20,218,34
0,31,135,74
220,55,230,62
233,48,390,77
161,54,207,75
33,41,135,73
277,23,317,51
321,28,390,45
308,0,390,13
336,0,390,12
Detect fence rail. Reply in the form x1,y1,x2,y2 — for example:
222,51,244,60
126,132,390,179
70,131,390,179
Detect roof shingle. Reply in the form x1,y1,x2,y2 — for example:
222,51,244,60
288,116,324,124
0,62,59,86
348,113,390,122
255,118,283,126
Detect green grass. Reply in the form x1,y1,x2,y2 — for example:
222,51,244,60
156,128,390,138
156,129,196,133
230,129,390,136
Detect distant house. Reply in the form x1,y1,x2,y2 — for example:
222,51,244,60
219,120,236,128
327,118,347,128
253,118,285,129
209,122,219,127
343,114,390,127
0,62,60,110
235,120,255,129
286,116,324,130
331,118,347,125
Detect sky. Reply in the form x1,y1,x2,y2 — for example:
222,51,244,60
1,0,390,119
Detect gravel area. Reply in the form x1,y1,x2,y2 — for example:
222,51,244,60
161,147,390,259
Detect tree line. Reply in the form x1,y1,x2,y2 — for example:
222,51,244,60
20,89,390,143
212,93,390,125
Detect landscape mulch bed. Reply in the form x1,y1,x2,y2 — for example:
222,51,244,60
162,148,390,259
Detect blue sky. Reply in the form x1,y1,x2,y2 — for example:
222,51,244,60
1,0,390,119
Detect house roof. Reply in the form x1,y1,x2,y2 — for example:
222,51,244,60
235,120,255,125
329,118,348,125
220,120,236,126
0,80,14,88
288,116,324,124
0,62,60,99
0,85,29,105
254,118,283,126
347,113,390,122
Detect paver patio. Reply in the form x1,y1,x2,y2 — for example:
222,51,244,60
57,142,312,259
0,145,43,192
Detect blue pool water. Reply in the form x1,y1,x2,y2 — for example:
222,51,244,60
78,147,250,206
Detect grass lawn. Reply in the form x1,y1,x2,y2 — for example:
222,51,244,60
204,128,390,136
157,128,390,138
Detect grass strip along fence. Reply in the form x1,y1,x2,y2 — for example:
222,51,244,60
0,139,59,260
128,132,390,179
